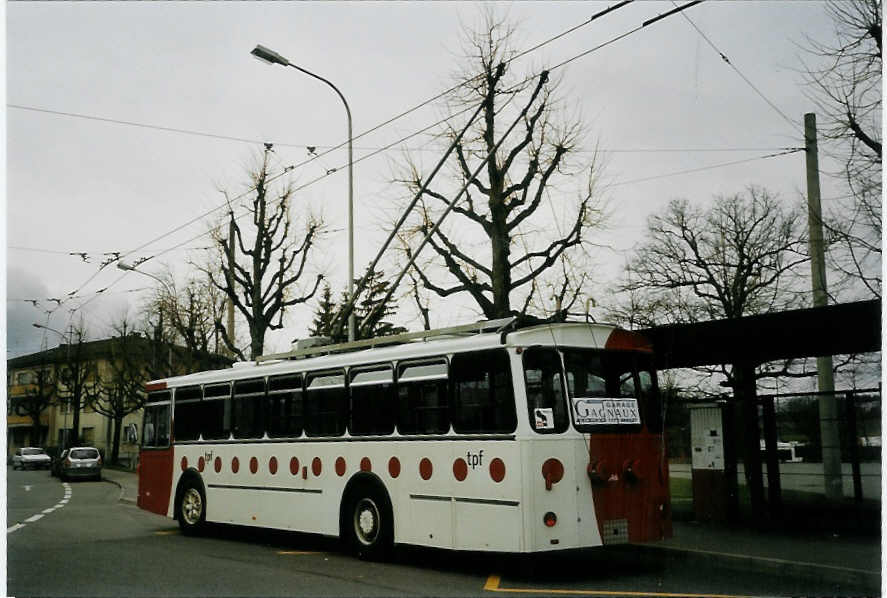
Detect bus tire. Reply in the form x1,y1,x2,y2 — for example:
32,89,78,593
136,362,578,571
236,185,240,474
176,476,206,535
343,483,393,561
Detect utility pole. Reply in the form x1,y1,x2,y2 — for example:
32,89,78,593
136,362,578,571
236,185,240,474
804,112,843,500
226,216,236,358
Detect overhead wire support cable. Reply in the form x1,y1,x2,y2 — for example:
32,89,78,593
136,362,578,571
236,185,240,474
74,1,706,305
672,0,801,136
609,147,804,187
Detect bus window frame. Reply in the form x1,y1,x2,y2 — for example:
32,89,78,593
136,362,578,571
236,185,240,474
304,369,348,437
142,392,171,449
521,347,569,435
349,363,395,436
396,358,450,436
172,385,202,442
450,348,517,435
266,373,305,439
232,377,266,439
201,382,233,441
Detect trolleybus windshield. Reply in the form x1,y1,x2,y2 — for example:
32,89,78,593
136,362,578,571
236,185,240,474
561,349,662,433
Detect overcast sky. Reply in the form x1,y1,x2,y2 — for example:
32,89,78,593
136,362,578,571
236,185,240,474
5,1,845,359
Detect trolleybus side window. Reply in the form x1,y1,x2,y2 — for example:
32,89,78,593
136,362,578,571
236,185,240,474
349,366,395,436
451,349,516,434
522,348,568,434
173,385,202,441
202,383,232,440
267,374,304,438
232,378,265,439
396,360,449,435
142,391,170,448
305,371,347,437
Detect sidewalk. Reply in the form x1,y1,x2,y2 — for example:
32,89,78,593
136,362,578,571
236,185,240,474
101,467,880,590
103,466,138,505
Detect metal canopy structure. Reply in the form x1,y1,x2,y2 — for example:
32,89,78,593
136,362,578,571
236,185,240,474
638,299,881,370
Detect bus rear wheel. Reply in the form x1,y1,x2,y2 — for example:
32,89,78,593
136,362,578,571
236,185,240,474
345,485,392,560
177,479,206,535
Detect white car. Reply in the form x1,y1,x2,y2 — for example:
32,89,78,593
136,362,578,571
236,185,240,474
12,447,52,470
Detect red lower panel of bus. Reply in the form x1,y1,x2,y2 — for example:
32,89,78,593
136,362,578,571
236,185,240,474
588,431,672,543
138,448,174,516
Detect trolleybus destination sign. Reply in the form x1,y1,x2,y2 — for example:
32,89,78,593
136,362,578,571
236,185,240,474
572,398,641,425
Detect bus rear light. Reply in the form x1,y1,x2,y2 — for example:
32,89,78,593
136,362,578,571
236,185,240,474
587,459,607,486
623,459,639,484
543,512,557,527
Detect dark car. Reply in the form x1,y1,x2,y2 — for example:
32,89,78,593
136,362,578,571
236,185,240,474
58,447,102,481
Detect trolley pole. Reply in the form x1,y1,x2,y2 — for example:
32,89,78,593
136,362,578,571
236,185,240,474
804,112,843,500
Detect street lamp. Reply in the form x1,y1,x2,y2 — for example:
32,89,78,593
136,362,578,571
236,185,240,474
117,262,173,374
251,43,356,342
32,323,71,449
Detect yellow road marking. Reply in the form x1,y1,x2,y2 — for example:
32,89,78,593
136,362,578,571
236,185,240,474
277,550,321,555
154,529,180,535
483,574,755,598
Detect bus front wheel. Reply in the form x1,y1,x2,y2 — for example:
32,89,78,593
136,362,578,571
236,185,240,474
344,485,393,560
176,478,206,535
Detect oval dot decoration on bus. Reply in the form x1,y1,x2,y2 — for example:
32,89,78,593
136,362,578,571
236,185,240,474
453,458,468,482
541,458,565,491
180,456,188,471
214,457,222,473
489,458,506,483
249,457,258,474
419,457,433,480
311,457,322,477
269,456,278,475
335,457,346,476
360,457,372,472
388,456,401,478
197,457,205,472
231,456,240,474
290,456,299,476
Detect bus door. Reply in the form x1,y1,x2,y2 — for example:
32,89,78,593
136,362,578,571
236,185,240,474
139,397,173,516
523,348,597,550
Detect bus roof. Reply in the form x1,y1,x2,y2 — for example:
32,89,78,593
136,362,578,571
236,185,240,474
146,321,648,390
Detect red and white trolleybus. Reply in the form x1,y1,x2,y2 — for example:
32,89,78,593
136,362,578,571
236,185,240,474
137,318,672,558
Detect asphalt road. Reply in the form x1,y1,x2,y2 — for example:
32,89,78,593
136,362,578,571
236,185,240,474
6,467,871,597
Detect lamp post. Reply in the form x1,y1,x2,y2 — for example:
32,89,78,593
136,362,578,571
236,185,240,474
117,262,173,374
251,43,356,342
32,323,70,449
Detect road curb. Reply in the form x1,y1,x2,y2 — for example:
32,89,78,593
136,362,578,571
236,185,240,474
101,476,134,504
632,543,880,591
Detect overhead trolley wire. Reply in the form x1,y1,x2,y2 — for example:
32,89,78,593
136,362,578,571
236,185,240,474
672,0,802,136
68,1,707,307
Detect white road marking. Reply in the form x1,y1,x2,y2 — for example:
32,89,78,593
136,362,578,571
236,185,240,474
8,481,73,534
24,485,31,492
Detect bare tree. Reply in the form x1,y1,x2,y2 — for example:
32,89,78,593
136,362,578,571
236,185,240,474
617,186,811,387
92,317,149,464
397,12,603,323
57,323,101,448
206,146,324,360
617,186,811,521
142,267,229,375
801,0,882,297
14,356,57,448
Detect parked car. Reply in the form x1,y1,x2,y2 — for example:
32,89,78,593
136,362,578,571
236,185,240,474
12,447,52,470
58,446,102,481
